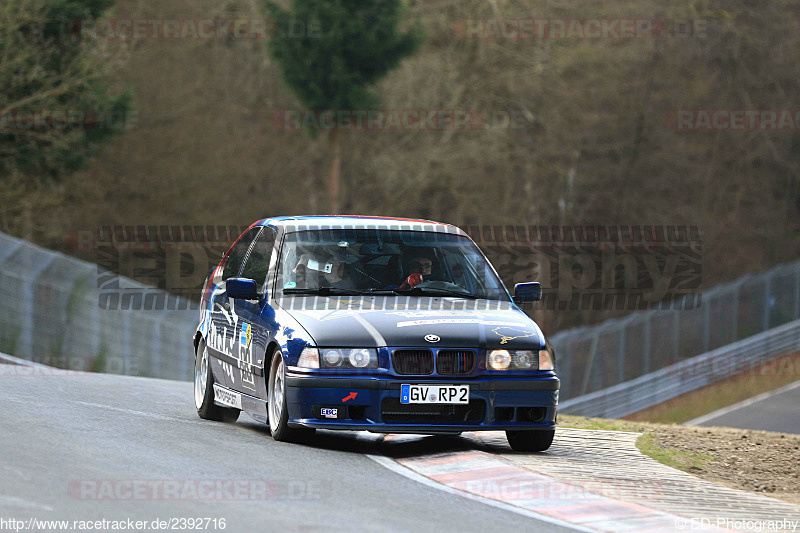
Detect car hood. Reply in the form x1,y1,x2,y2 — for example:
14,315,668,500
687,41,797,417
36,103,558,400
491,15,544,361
275,297,543,350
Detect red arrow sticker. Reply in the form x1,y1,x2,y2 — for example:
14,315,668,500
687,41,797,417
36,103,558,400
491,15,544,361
342,392,358,402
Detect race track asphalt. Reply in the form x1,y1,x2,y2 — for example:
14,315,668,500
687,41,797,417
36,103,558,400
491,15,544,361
0,364,577,532
689,380,800,434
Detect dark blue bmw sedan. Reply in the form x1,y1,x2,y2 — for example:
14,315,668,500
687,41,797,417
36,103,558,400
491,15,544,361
193,216,559,451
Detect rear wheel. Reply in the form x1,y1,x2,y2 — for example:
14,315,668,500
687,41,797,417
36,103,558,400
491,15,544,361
267,349,315,442
506,429,555,452
195,340,240,422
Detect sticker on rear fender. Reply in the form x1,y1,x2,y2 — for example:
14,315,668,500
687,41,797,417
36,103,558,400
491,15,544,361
401,384,469,404
213,383,242,409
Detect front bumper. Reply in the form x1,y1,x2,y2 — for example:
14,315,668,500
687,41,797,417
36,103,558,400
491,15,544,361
284,372,559,433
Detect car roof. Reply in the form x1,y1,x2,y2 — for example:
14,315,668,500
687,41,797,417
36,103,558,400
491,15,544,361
255,215,466,235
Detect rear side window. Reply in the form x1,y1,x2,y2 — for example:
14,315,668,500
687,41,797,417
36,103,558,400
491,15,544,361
222,227,262,280
240,227,277,288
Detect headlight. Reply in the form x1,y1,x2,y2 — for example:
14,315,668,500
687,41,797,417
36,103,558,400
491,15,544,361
513,350,537,369
487,349,543,370
298,347,319,369
348,348,372,368
323,349,343,367
487,349,511,370
319,348,378,369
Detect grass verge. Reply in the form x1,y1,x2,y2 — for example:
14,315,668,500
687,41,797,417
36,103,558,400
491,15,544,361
636,433,713,471
623,353,800,424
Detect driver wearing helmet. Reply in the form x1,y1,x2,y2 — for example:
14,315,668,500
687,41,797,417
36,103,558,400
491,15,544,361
398,255,433,290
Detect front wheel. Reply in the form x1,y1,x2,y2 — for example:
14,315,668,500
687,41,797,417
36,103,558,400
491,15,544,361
195,340,240,422
506,429,555,452
267,349,315,442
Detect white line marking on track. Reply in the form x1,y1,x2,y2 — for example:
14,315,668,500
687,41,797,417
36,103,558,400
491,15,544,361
0,353,50,367
685,379,800,426
0,495,54,511
74,402,196,423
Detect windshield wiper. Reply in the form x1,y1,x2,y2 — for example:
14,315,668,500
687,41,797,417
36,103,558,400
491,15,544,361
396,287,480,299
364,288,401,295
283,287,397,296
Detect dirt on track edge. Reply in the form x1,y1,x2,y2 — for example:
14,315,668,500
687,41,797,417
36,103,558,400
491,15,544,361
560,415,800,505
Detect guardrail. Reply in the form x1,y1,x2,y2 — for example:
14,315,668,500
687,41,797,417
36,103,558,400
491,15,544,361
0,231,197,381
550,260,800,401
558,318,800,418
5,225,800,404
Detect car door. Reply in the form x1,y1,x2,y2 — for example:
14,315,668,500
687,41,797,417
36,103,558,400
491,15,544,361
230,226,278,397
208,225,262,388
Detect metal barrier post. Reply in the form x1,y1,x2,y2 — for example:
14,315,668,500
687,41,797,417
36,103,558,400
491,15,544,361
20,253,56,356
764,276,771,331
642,315,651,374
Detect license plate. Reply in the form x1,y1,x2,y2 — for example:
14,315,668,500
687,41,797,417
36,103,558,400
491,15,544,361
400,384,469,404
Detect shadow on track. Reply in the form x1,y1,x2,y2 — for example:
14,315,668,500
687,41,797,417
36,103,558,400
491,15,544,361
233,417,486,458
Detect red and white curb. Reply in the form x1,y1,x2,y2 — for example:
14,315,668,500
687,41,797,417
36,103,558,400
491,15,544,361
373,445,688,532
366,450,596,533
369,428,800,532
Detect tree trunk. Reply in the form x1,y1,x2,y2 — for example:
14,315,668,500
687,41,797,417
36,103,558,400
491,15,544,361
328,129,341,214
21,196,33,242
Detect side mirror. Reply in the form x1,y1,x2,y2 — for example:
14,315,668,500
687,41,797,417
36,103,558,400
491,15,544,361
226,278,259,300
513,282,541,302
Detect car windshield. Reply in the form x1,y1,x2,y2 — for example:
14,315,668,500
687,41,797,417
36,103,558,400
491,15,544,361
277,229,510,301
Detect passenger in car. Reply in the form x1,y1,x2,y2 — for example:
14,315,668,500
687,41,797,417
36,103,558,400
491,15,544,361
294,253,357,289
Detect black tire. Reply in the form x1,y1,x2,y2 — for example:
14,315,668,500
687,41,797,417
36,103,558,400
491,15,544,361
267,348,315,443
506,429,555,452
194,340,240,422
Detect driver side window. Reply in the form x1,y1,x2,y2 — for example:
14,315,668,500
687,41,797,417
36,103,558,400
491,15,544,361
240,228,277,288
222,227,262,280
